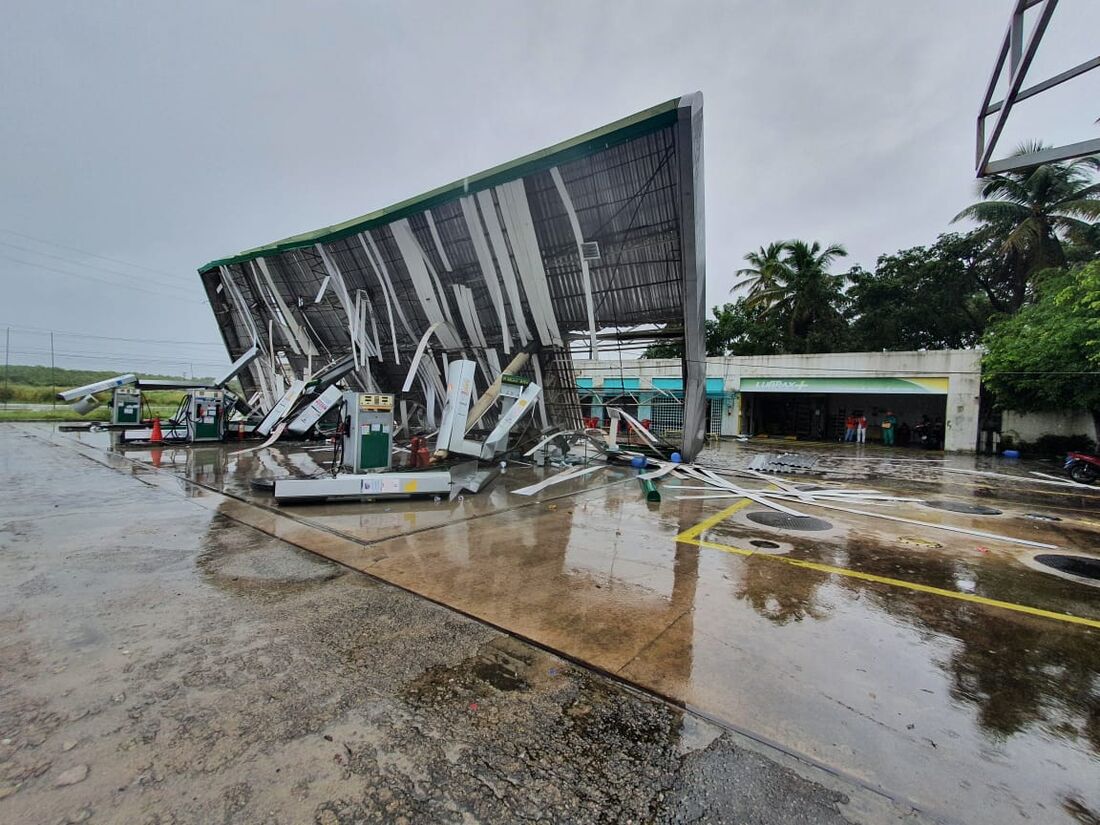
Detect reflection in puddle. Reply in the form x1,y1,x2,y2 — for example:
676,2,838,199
198,512,341,597
52,425,1100,823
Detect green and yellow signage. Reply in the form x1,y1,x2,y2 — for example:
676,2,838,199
739,376,948,395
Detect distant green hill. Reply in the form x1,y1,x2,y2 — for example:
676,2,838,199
2,364,213,388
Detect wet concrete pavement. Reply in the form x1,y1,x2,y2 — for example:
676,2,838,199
5,424,1100,824
0,426,905,825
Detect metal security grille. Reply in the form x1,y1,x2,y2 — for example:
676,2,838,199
650,397,724,436
708,397,723,435
649,398,683,435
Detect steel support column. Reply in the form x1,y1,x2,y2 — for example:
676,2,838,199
676,92,707,462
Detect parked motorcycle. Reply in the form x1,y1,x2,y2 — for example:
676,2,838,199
1064,451,1100,484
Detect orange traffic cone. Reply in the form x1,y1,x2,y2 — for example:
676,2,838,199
150,417,163,444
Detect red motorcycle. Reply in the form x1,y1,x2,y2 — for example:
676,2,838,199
1064,451,1100,484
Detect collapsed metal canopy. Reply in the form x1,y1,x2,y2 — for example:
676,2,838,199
198,92,707,459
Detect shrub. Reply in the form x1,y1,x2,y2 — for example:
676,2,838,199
1015,433,1096,459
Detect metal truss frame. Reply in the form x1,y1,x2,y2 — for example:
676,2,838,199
976,0,1100,176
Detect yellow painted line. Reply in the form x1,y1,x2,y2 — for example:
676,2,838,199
682,537,1100,630
675,498,752,542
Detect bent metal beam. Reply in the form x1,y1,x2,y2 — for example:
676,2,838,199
197,94,708,459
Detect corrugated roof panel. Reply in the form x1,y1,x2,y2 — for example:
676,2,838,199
197,94,706,453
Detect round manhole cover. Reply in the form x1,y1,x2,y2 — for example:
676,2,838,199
924,500,1003,516
1033,554,1100,582
1024,513,1062,522
747,511,832,531
898,535,943,549
749,539,782,549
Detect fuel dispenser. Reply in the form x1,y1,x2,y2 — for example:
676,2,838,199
186,389,227,442
110,387,142,425
342,392,395,472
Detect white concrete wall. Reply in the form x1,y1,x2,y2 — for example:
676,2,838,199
1001,410,1098,444
573,349,984,452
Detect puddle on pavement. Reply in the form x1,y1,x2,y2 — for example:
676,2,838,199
197,513,342,595
37,425,1100,823
811,538,1100,752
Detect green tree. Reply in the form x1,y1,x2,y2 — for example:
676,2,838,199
731,241,789,303
846,232,994,350
953,145,1100,312
982,261,1100,436
729,239,849,354
642,301,787,358
707,301,788,356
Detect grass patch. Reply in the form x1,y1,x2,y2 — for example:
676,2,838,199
0,383,188,406
0,404,182,422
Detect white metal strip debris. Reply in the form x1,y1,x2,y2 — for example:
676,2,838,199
511,465,605,496
390,220,462,350
549,166,597,357
424,209,453,272
680,466,808,518
476,189,532,346
460,196,512,353
496,179,562,346
773,497,1058,549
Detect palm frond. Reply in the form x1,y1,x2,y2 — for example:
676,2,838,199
1050,215,1100,235
953,201,1030,225
1068,155,1100,175
975,175,1030,204
1052,198,1100,220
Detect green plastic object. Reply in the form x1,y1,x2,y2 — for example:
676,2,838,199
639,477,661,503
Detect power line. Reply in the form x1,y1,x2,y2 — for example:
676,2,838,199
0,239,196,296
0,226,189,281
0,251,208,303
6,349,227,368
9,345,227,363
0,321,225,347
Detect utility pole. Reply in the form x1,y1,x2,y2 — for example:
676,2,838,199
3,327,9,410
50,331,56,409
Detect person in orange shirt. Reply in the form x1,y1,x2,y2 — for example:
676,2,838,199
856,412,867,444
844,414,857,442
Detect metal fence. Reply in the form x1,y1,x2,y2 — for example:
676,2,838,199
650,397,724,437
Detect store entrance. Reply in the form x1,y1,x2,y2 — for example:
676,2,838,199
742,392,948,444
746,394,828,439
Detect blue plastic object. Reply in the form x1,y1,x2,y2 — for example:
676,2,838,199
1002,449,1020,459
670,452,682,463
630,455,647,469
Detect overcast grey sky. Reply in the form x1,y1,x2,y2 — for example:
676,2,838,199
1,0,1096,374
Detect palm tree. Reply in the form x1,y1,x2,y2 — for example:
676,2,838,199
730,240,848,352
953,143,1100,310
732,241,789,302
776,241,848,346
